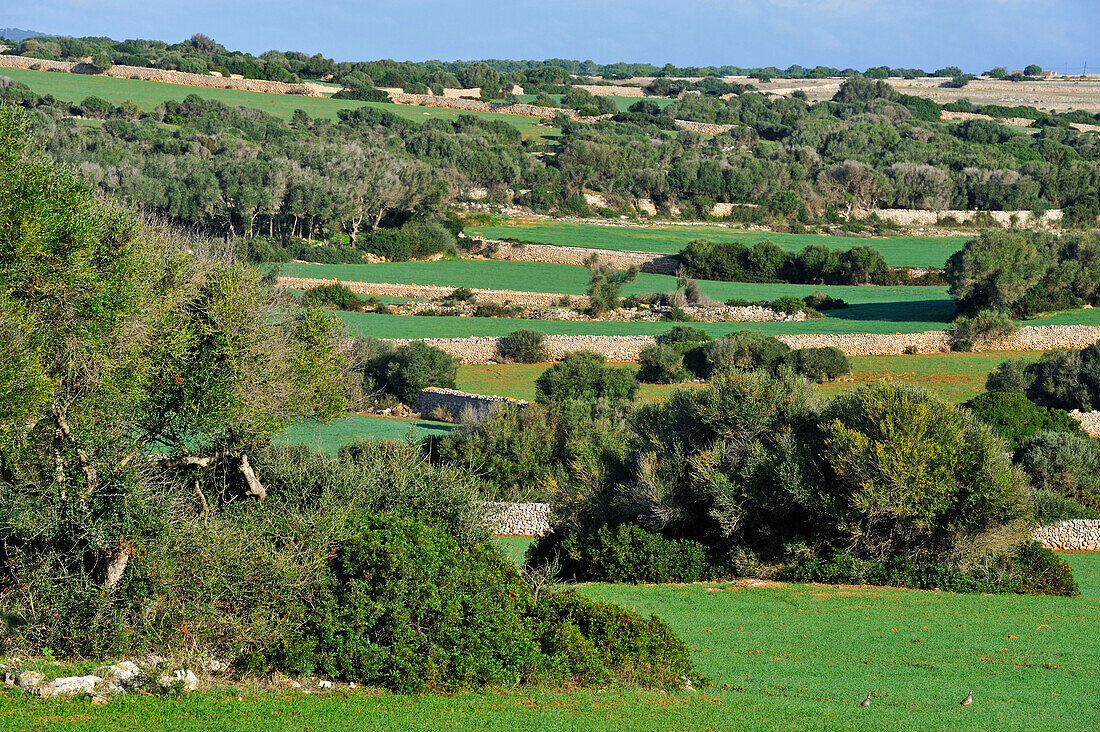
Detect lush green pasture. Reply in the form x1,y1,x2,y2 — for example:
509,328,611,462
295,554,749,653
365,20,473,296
7,552,1098,731
465,218,972,268
1,67,554,137
456,362,692,403
275,415,453,452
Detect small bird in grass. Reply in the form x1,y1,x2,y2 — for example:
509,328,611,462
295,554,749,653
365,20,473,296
860,693,872,707
961,691,973,706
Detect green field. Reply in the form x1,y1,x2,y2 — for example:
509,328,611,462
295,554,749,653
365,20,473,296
509,93,677,112
7,552,1098,730
1,67,555,138
275,415,454,452
466,218,972,268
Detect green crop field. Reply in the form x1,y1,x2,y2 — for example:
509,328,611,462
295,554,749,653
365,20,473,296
275,415,454,452
0,68,556,138
465,218,972,268
8,552,1099,730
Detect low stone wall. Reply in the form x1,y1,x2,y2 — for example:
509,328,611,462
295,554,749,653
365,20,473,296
0,55,316,95
471,236,681,274
673,119,736,134
940,110,1037,127
388,324,1100,364
386,91,581,119
1069,410,1100,437
277,276,587,307
485,502,551,536
573,84,647,97
1032,520,1100,551
853,207,1063,229
412,387,527,421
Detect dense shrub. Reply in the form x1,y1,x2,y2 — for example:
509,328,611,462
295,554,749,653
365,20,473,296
535,351,638,406
1014,431,1100,511
705,331,790,375
803,292,848,310
637,344,691,384
986,357,1034,394
530,524,710,584
680,239,891,285
300,283,362,310
783,347,850,383
332,86,391,102
945,230,1100,316
530,590,701,689
952,309,1017,346
1024,345,1100,411
964,391,1085,449
358,221,456,261
659,325,711,376
369,341,458,403
586,257,638,316
787,543,1078,597
499,329,548,363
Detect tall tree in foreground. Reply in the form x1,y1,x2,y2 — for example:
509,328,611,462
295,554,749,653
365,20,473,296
0,107,350,602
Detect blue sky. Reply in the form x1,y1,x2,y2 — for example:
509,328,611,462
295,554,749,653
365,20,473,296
6,0,1098,72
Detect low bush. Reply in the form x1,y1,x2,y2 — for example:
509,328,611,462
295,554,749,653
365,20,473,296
473,302,515,318
787,543,1078,596
358,222,456,262
964,391,1085,449
1014,430,1100,511
705,331,790,376
361,341,457,404
535,352,638,406
300,283,362,311
803,292,848,311
530,523,711,584
680,239,892,285
952,308,1017,346
783,347,851,383
499,329,549,363
447,287,476,303
637,344,692,384
1031,489,1100,524
332,86,391,102
1024,344,1100,411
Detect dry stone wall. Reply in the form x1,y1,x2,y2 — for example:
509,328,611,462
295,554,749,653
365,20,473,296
470,236,681,274
485,502,551,536
940,110,1038,127
389,324,1100,364
0,55,317,95
1032,520,1100,551
412,387,527,420
1069,410,1100,437
853,207,1063,229
278,276,587,307
673,119,736,134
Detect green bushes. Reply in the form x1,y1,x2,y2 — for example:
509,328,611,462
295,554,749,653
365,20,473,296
964,391,1085,449
586,257,638,316
787,543,1078,597
952,308,1017,346
679,239,892,285
499,329,548,363
530,376,1053,595
529,524,710,584
705,330,791,375
637,344,691,384
782,346,850,383
355,340,457,404
535,351,638,406
358,221,456,261
1014,431,1100,512
945,229,1100,316
300,283,362,310
1024,345,1100,411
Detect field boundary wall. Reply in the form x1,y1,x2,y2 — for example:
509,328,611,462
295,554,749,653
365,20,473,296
388,324,1100,364
412,386,527,420
1032,520,1100,551
0,54,318,95
278,276,588,307
485,502,551,536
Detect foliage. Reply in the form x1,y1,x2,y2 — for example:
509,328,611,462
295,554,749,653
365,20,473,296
529,524,710,584
787,543,1078,597
378,341,458,404
680,239,893,286
986,357,1035,394
534,351,638,407
358,221,456,261
637,344,692,384
300,283,363,310
705,331,791,376
1014,431,1100,511
783,347,851,383
585,257,638,316
952,308,1017,345
499,329,549,363
1023,345,1100,411
964,391,1085,450
945,230,1100,316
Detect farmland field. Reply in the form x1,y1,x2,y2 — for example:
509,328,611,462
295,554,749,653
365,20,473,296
8,552,1099,731
466,218,972,268
0,67,556,138
275,415,454,452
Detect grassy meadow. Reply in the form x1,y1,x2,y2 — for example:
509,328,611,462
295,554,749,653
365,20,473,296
466,218,972,268
6,552,1098,731
1,67,556,138
275,415,454,452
